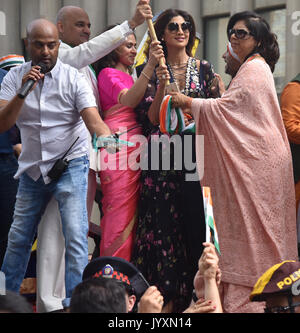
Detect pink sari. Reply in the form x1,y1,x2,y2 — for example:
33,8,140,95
98,68,142,261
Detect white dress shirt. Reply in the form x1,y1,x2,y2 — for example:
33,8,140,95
58,21,134,171
0,58,97,184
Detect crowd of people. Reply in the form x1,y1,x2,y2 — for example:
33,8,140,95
0,0,300,314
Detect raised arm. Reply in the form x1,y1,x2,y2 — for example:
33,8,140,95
118,41,165,109
145,63,170,125
0,66,44,133
197,242,223,313
58,0,153,70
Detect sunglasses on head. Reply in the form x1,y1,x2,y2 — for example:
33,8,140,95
228,28,254,40
167,22,191,33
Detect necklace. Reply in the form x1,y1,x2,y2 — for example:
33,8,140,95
168,62,188,68
167,58,191,91
168,59,189,91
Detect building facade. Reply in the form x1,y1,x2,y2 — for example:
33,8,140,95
0,0,299,91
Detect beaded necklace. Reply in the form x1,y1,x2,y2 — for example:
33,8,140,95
167,57,206,98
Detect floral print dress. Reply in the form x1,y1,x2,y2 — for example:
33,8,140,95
132,58,217,313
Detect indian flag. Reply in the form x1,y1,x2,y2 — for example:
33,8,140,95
203,187,221,254
0,54,25,70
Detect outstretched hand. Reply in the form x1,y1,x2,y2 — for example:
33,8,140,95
212,73,225,96
169,92,193,113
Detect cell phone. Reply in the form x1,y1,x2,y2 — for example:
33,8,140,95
165,81,180,94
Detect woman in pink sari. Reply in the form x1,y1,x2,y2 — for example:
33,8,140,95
95,28,165,261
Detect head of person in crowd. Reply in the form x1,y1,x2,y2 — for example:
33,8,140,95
0,291,33,313
227,11,279,73
70,277,127,313
222,42,241,78
93,24,137,76
0,54,25,72
250,261,300,313
82,256,150,313
150,8,196,59
25,19,60,72
56,6,91,47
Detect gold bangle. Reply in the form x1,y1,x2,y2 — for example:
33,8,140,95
141,71,151,81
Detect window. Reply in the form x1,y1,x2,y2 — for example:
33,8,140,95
0,11,6,36
260,8,286,94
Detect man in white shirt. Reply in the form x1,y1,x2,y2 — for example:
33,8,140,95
35,1,152,312
0,19,113,309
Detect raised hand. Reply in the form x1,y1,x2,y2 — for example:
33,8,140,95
148,41,165,68
128,0,153,30
138,286,164,313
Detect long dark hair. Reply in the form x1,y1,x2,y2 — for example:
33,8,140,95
144,9,196,59
227,11,279,73
93,24,136,77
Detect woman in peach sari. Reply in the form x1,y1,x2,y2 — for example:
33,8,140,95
95,28,164,261
169,11,298,313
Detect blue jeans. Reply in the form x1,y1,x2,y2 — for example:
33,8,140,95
1,155,89,307
0,154,19,267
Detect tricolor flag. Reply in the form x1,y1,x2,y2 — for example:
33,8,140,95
159,95,195,134
202,187,221,254
0,54,25,70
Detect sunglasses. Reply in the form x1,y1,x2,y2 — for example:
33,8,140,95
228,29,254,40
167,22,191,33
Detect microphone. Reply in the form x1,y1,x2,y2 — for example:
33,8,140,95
18,62,47,99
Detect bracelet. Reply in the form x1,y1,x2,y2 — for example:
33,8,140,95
141,71,151,81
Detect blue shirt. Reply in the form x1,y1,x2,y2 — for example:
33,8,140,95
0,68,14,154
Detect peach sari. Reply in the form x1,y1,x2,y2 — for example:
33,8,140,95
192,58,298,312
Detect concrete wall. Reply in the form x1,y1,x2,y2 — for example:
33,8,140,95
0,0,298,84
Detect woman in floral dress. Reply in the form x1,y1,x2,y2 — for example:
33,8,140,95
132,9,219,313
